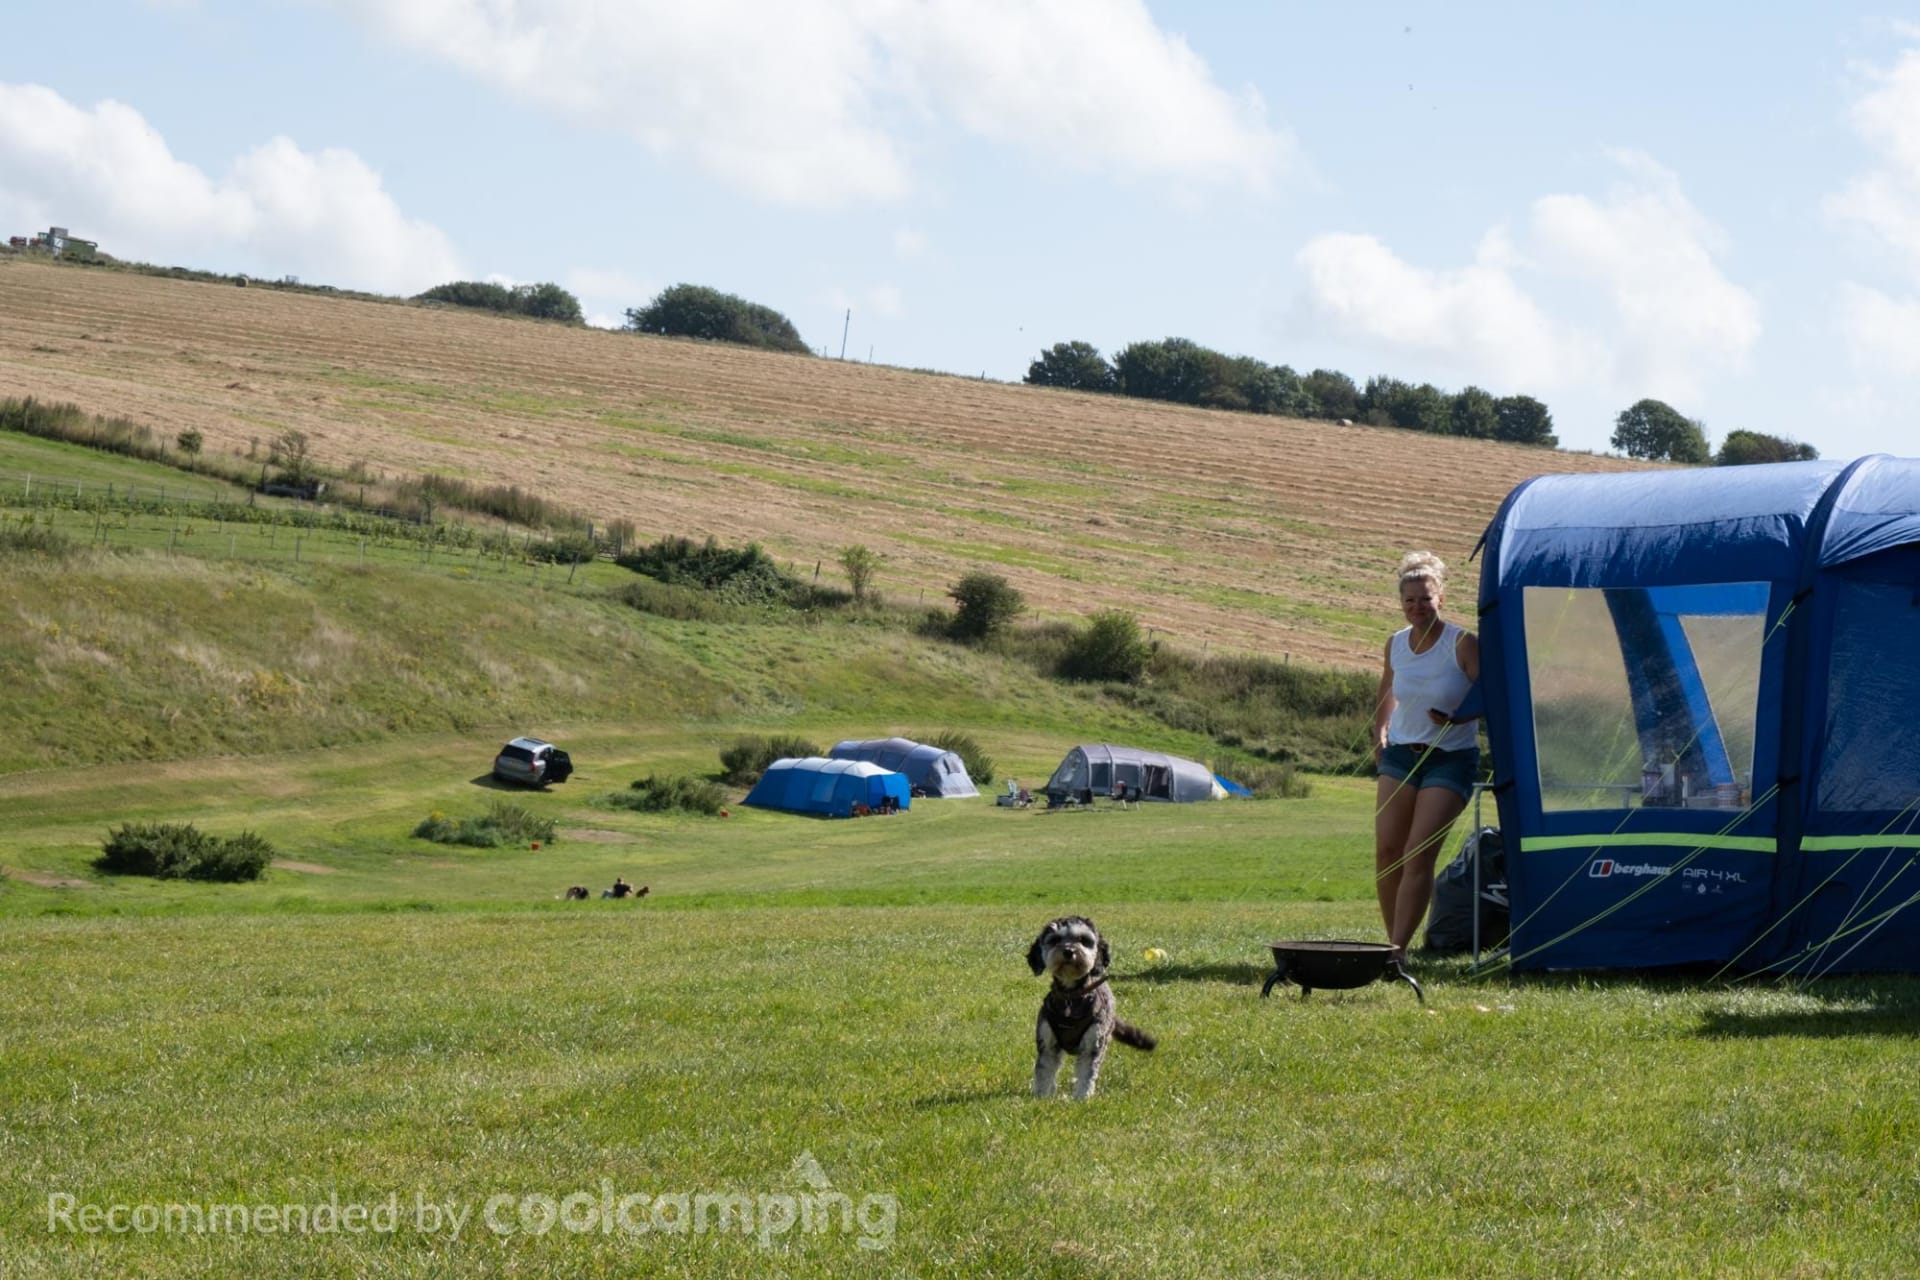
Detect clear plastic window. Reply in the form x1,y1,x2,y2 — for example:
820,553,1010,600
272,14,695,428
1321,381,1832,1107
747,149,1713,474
1525,585,1765,812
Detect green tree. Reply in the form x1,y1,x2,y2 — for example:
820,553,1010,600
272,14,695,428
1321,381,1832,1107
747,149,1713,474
268,430,315,487
1494,395,1557,446
1059,610,1153,683
624,284,809,355
511,282,584,323
1304,369,1361,421
175,429,203,457
838,544,882,604
1612,399,1709,463
947,571,1024,642
1449,386,1500,439
1025,341,1115,392
1716,429,1819,466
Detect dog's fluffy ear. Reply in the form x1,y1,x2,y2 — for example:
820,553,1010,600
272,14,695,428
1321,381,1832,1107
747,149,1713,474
1096,932,1112,972
1026,929,1048,976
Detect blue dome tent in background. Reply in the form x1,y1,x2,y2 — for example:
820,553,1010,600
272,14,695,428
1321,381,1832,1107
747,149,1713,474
744,758,911,817
1476,455,1920,975
829,737,978,797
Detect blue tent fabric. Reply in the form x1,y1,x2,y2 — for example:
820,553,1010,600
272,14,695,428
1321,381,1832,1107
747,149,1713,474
743,758,911,817
828,737,979,797
1478,456,1920,974
1213,774,1253,798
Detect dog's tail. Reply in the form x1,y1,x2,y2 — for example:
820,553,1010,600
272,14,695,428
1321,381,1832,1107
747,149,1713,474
1112,1020,1157,1052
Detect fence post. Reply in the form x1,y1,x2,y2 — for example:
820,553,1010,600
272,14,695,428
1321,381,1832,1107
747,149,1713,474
23,474,29,501
294,535,302,563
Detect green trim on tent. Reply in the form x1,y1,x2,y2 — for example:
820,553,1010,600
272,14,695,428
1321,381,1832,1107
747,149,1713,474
1520,833,1777,854
1801,835,1920,852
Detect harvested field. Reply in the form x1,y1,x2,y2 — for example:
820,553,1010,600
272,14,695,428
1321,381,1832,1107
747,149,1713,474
0,259,1649,667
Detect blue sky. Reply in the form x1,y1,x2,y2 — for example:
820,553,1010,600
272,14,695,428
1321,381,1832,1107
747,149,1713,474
4,1,1919,459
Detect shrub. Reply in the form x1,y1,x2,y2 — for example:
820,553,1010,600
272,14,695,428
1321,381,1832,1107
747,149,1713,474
624,284,810,355
1058,609,1152,683
96,822,274,881
412,802,556,848
602,774,729,815
616,535,799,606
947,571,1024,642
914,728,996,788
720,734,820,786
0,521,76,558
1212,757,1313,799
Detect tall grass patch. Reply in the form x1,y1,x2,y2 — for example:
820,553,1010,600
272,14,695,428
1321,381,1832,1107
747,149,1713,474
600,774,729,815
412,801,558,848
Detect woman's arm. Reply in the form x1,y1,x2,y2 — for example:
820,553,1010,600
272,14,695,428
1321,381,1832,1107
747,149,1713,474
1374,637,1396,757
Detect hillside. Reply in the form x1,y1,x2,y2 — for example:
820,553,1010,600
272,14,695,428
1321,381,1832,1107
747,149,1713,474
0,258,1648,667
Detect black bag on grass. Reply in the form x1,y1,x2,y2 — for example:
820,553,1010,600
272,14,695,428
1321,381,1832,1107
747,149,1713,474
1424,826,1508,953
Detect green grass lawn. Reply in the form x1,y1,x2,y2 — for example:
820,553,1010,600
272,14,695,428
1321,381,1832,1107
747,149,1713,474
3,754,1919,1277
2,539,1917,1277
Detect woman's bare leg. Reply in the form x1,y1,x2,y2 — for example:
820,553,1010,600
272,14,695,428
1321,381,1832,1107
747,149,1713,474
1388,786,1470,958
1375,776,1418,936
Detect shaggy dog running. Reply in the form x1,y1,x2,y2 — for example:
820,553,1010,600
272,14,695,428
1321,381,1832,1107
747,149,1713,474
1026,915,1157,1099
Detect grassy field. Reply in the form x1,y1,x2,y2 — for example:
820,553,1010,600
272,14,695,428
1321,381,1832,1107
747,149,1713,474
5,787,1919,1277
0,256,1653,668
3,262,1916,1278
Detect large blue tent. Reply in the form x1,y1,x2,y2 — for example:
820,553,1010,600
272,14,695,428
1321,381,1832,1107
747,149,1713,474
1477,455,1920,974
743,757,911,817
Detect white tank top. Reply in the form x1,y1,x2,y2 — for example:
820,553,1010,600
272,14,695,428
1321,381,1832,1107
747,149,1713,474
1387,621,1477,751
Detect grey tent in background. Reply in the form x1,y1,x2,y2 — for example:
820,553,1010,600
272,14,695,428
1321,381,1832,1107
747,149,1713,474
1043,743,1225,804
829,737,979,798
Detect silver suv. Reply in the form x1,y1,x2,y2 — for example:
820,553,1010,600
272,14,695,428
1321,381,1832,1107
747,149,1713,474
492,736,573,787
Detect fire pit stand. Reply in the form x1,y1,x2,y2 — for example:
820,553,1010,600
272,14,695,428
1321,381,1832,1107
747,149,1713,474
1261,940,1425,1003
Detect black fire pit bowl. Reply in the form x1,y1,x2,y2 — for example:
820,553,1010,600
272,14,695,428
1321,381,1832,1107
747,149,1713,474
1262,940,1423,1003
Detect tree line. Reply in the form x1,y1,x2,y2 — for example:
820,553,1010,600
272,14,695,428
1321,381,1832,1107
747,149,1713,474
416,280,584,324
1609,399,1819,466
1024,338,1557,446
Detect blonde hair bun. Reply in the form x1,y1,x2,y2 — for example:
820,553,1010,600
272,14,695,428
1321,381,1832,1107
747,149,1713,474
1397,551,1446,589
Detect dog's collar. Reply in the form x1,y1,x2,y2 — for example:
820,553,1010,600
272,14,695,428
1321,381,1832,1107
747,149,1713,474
1053,971,1109,994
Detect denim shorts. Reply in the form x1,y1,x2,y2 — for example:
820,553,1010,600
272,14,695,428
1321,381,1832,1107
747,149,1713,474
1379,742,1481,800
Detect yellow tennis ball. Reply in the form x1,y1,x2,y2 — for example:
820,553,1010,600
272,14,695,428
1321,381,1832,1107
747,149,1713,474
1144,947,1168,963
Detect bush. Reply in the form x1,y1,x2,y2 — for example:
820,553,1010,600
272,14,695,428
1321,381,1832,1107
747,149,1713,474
1058,609,1152,683
412,802,557,848
0,521,77,558
601,774,729,815
720,734,821,786
914,728,996,788
616,536,800,606
1212,757,1313,799
96,822,274,881
624,284,810,355
947,571,1024,642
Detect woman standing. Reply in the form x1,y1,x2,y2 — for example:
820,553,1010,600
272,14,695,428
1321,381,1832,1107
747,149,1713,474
1374,551,1480,963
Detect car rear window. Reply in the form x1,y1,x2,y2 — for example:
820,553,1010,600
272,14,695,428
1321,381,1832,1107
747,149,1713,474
499,746,537,763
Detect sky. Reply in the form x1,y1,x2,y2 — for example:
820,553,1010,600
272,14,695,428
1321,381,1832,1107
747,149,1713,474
3,2,1919,460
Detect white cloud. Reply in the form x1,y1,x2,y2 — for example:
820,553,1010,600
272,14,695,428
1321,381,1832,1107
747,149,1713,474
1294,232,1601,389
1826,43,1920,389
0,83,461,293
326,0,1290,207
892,227,927,259
564,266,656,327
1293,152,1757,405
1836,282,1920,378
1528,150,1760,397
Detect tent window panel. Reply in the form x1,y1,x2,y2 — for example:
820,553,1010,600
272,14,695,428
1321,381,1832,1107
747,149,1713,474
1676,613,1762,800
1524,585,1765,812
1526,588,1642,810
1819,575,1920,813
